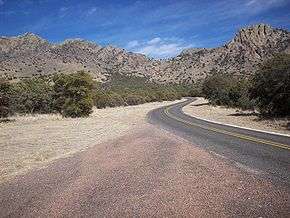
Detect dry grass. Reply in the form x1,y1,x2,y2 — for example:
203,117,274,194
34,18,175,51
0,100,183,183
183,98,289,135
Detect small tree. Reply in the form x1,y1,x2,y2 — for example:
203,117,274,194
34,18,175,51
202,73,254,110
0,79,12,118
9,78,53,114
250,54,290,116
202,73,232,105
53,71,94,118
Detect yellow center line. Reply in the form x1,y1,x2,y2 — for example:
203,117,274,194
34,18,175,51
163,106,290,151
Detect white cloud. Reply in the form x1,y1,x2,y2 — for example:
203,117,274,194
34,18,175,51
245,0,286,11
0,0,4,6
147,37,161,45
246,0,258,6
59,7,69,18
126,40,139,48
127,37,193,59
87,7,97,16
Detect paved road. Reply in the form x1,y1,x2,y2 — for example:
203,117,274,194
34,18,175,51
148,97,290,185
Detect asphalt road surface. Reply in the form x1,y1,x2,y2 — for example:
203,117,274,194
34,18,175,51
148,97,290,185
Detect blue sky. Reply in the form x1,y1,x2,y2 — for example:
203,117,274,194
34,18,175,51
1,0,290,58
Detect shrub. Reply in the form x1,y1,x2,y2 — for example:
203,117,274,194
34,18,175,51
62,96,93,118
53,71,94,117
10,78,53,114
95,73,190,108
202,73,232,105
0,79,12,118
93,91,110,108
250,54,290,116
107,92,125,107
202,73,254,110
125,94,145,105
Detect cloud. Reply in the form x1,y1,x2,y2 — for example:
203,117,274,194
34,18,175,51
87,7,97,16
244,0,287,13
0,0,4,6
126,40,139,48
127,37,192,59
59,7,69,18
147,37,161,45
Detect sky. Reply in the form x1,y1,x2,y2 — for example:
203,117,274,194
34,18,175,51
0,0,290,59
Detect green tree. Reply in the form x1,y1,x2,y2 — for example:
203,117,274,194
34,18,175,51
10,78,53,114
250,54,290,116
202,73,232,105
53,71,94,118
202,73,254,110
0,79,12,118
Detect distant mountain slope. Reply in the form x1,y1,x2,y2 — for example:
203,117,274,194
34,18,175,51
1,24,289,83
158,24,290,83
0,33,157,82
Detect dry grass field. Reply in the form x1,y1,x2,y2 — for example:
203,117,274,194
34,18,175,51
0,100,183,183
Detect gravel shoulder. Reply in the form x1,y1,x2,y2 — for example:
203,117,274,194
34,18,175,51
183,97,290,136
0,100,183,183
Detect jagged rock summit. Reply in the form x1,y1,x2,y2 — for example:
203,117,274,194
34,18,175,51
1,24,289,83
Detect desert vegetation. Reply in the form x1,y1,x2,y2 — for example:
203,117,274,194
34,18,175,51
94,73,198,108
202,54,290,117
0,71,197,118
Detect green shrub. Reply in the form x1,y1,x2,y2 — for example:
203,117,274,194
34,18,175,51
94,73,190,108
53,71,94,117
2,71,196,118
202,73,254,110
62,96,93,118
125,94,146,105
94,91,110,108
250,54,290,116
202,73,232,105
107,92,125,107
0,79,12,118
10,78,53,114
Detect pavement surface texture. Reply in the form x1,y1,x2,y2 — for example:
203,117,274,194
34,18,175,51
149,97,290,185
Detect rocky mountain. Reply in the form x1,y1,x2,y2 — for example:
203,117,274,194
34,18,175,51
0,24,289,84
157,24,290,84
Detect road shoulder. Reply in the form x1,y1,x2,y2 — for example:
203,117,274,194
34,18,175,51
183,97,290,136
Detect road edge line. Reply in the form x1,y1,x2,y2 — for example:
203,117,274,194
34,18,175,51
182,109,290,138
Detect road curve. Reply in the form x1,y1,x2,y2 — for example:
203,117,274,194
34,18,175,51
148,97,290,185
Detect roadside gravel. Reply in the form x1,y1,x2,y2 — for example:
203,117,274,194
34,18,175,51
183,98,290,135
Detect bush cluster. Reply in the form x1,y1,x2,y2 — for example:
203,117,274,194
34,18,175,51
92,73,199,109
202,54,290,116
202,73,254,110
0,71,94,118
250,54,290,116
53,72,94,118
0,72,198,118
0,79,12,118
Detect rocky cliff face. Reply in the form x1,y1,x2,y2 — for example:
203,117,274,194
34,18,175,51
0,24,289,83
157,24,290,84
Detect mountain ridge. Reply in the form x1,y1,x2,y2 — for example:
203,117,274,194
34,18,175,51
1,23,289,83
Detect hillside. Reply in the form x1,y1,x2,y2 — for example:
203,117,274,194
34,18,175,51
0,24,289,84
158,24,290,83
